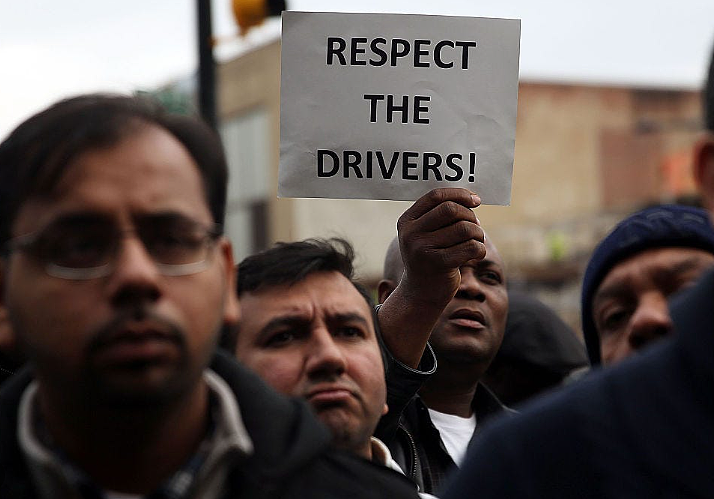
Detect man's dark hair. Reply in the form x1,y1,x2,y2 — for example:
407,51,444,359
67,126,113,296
221,238,377,352
238,238,367,295
0,93,228,244
706,41,714,132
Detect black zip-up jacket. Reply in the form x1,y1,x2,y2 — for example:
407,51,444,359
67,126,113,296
375,339,512,495
0,367,12,387
374,342,437,490
392,385,513,495
0,350,419,499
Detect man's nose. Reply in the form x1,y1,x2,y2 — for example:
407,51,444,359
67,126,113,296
305,327,347,378
455,267,485,301
626,293,673,351
107,235,162,307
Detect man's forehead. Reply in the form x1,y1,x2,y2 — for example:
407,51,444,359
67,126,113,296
460,240,504,273
241,271,374,321
11,126,211,234
595,246,714,298
483,236,503,264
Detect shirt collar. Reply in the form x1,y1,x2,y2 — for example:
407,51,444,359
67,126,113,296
18,369,253,499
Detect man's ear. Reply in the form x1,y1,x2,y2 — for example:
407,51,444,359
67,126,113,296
0,306,15,357
0,258,9,317
377,279,397,304
693,132,714,211
219,239,241,328
0,261,16,361
0,259,5,309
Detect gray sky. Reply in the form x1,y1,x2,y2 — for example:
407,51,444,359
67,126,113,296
1,0,713,139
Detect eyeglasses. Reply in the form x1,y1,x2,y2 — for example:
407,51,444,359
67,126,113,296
3,213,223,280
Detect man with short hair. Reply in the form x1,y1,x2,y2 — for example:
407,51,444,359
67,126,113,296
378,233,510,494
230,188,487,495
234,239,391,458
0,94,419,499
580,204,714,366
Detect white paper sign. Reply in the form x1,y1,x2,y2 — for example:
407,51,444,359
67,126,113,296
279,11,520,204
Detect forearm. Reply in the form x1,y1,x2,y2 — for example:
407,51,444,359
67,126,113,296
378,278,453,368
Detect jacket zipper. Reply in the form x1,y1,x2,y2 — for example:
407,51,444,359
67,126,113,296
399,424,419,487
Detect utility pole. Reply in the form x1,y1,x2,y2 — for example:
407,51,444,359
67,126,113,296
197,0,216,129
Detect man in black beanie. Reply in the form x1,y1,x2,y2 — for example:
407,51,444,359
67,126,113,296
580,204,714,366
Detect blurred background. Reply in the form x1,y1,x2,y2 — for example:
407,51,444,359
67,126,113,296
2,0,713,336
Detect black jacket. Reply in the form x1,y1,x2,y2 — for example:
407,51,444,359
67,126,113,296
0,350,419,499
443,269,714,499
375,339,511,495
0,367,12,387
391,384,511,495
374,343,436,491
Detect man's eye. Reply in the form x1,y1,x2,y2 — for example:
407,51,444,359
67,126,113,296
145,230,205,264
668,275,700,296
150,231,202,250
599,308,631,335
49,234,108,267
265,331,296,347
335,327,363,338
479,270,502,284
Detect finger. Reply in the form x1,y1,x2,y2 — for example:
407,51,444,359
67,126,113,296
416,239,486,270
400,188,480,222
463,257,486,267
406,221,484,253
400,199,479,234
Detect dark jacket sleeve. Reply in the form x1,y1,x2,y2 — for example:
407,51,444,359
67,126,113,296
374,340,436,445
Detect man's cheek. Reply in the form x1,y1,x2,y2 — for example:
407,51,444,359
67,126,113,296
252,355,303,395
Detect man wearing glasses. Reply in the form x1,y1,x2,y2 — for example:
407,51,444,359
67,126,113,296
0,94,418,499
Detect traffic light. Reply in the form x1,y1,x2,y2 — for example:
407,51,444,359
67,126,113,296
232,0,286,34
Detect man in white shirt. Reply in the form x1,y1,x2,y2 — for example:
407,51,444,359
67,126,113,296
378,233,512,494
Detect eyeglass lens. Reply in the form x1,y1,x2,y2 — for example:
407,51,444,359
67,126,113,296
25,212,218,274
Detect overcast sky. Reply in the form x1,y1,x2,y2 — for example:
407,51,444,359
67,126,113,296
2,0,713,139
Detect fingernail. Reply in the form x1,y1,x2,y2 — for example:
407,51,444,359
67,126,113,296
475,217,481,226
471,194,481,205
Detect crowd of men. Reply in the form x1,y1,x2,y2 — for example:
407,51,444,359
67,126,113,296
0,35,712,499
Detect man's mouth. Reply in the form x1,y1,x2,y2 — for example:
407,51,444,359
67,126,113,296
91,323,182,366
448,308,487,330
306,384,358,407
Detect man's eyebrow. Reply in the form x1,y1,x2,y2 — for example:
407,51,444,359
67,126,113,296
327,312,371,327
44,211,111,227
592,282,631,306
467,259,505,273
667,255,714,275
45,210,196,227
135,211,198,224
593,254,714,305
256,315,310,338
463,258,498,268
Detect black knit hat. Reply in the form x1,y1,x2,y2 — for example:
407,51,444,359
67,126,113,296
581,205,714,365
499,292,588,375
